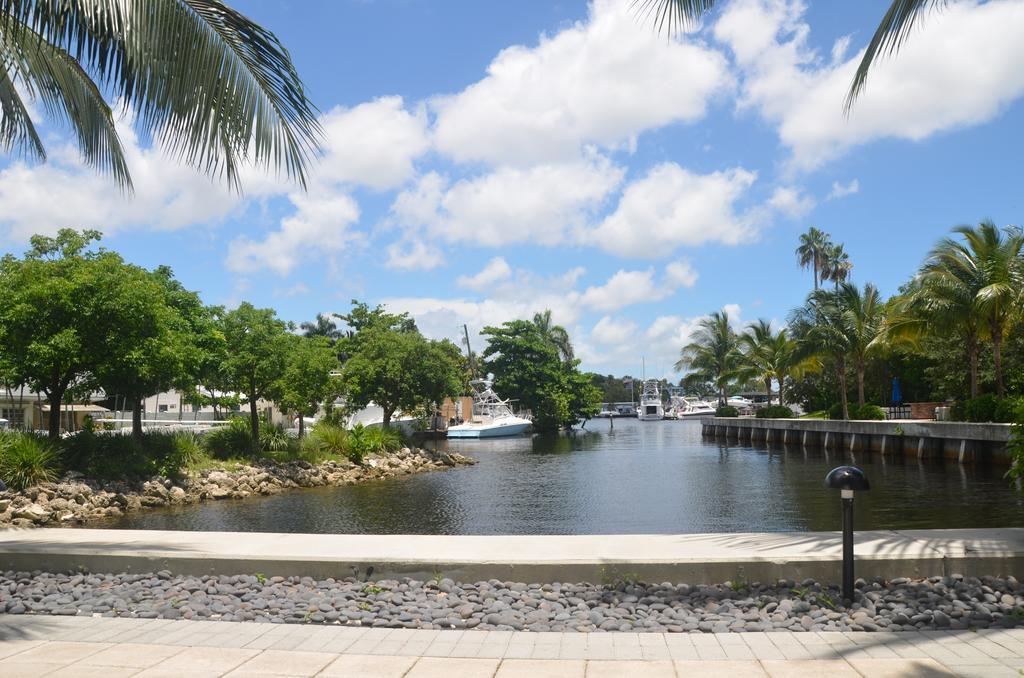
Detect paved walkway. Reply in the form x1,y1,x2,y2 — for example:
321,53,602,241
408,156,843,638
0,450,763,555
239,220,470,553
1,616,1023,677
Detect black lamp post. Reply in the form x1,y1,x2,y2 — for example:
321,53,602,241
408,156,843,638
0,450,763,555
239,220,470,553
825,465,870,604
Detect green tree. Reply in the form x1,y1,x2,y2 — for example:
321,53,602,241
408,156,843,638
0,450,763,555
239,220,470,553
481,320,600,431
795,283,886,416
740,320,809,406
532,309,574,363
0,229,163,438
795,227,832,291
822,243,853,290
92,265,204,440
277,335,339,438
341,326,462,429
0,0,320,190
921,221,1023,397
220,302,291,452
675,310,746,406
300,313,342,341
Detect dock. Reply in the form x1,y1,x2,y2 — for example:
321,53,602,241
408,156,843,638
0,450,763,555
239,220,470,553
700,417,1014,464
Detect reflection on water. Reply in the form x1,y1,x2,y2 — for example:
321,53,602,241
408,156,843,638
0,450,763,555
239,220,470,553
105,419,1024,534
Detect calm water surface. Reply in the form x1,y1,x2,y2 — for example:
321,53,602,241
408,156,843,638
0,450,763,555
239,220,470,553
107,419,1024,534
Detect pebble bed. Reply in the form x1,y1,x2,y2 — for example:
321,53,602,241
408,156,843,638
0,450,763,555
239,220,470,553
2,571,1023,633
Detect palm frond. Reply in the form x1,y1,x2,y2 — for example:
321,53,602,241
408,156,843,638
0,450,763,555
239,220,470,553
845,0,945,113
631,0,720,35
2,0,321,190
0,64,45,162
2,12,130,188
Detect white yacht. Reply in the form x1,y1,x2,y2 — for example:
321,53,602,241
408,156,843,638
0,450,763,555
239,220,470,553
667,396,716,419
346,404,419,436
637,380,665,421
447,380,532,439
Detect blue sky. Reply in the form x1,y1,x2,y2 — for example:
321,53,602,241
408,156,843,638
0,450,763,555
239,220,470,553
2,0,1024,378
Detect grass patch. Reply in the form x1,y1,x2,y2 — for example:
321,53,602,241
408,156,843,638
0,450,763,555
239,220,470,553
799,410,828,419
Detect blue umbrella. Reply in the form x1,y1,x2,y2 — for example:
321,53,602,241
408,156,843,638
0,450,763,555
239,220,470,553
891,377,902,406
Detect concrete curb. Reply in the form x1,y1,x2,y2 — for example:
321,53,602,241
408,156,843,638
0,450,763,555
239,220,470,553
2,528,1023,583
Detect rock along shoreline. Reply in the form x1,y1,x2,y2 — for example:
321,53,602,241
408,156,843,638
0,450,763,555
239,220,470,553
0,447,474,528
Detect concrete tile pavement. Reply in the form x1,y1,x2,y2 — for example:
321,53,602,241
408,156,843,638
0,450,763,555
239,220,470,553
0,615,1021,676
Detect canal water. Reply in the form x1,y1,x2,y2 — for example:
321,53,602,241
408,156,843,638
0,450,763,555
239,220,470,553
106,419,1024,534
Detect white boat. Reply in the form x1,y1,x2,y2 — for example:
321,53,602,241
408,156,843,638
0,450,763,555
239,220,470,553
346,404,419,436
726,395,755,410
667,395,716,419
447,380,532,439
637,380,664,421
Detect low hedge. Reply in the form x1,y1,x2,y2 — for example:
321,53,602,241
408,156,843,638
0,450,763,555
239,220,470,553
715,406,739,417
829,403,887,420
950,395,1023,423
755,405,795,419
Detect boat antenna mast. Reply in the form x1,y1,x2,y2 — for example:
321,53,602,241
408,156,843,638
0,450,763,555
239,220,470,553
463,323,478,379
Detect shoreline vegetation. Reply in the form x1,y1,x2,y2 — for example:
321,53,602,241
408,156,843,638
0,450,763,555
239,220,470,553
0,442,473,529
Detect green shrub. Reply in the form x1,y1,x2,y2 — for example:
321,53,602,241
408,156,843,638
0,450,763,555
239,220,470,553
756,405,795,419
202,418,254,459
966,394,999,423
61,429,206,480
259,422,295,454
1006,406,1024,487
302,424,348,459
0,432,59,490
828,403,845,420
715,406,739,417
854,404,886,420
994,397,1023,424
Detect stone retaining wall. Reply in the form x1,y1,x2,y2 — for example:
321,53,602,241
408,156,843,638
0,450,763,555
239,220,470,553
700,417,1013,464
0,447,473,529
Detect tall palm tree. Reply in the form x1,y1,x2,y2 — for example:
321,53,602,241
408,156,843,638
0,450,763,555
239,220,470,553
795,227,832,291
675,310,746,406
300,313,341,341
822,243,853,290
740,319,777,406
740,319,809,407
634,0,947,111
1,0,321,191
922,221,1024,397
532,310,574,363
800,283,885,415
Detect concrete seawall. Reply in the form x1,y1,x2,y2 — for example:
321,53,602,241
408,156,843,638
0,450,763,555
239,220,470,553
1,528,1023,584
701,417,1014,464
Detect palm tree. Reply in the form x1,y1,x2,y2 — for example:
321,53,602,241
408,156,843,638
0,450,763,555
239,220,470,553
634,0,947,111
795,227,832,291
300,313,341,341
1,0,320,191
822,243,853,290
675,310,746,406
532,310,574,363
921,221,1024,397
740,320,809,407
798,283,885,416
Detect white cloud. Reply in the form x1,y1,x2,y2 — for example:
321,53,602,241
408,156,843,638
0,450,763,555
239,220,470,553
385,238,444,272
315,96,429,191
227,191,361,276
0,125,244,244
591,316,638,345
391,155,625,247
457,257,513,290
767,185,815,218
593,163,758,257
431,0,732,166
715,0,1024,170
827,178,860,200
225,96,430,276
578,260,698,312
